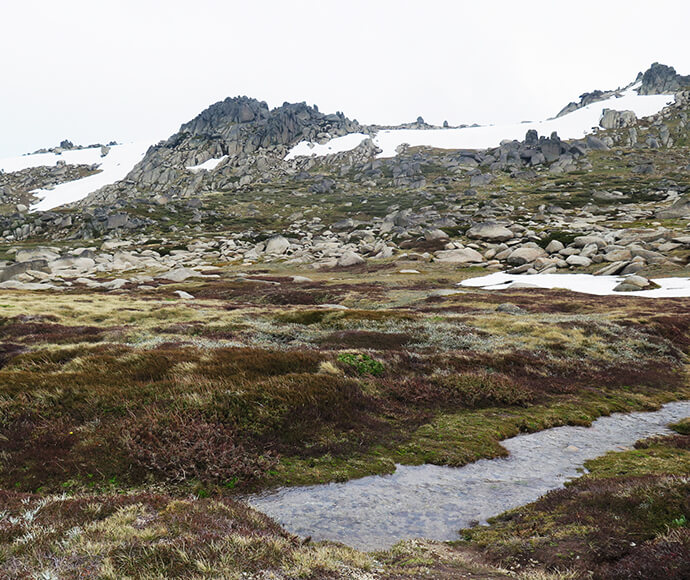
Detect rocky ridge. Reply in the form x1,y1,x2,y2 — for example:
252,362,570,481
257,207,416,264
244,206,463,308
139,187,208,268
82,97,361,205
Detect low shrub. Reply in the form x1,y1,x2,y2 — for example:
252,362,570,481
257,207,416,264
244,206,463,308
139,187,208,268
121,409,275,483
275,310,330,325
337,352,385,376
599,528,690,580
385,372,533,408
202,348,322,379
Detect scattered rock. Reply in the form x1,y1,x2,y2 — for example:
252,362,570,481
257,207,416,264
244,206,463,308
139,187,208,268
336,251,366,267
264,235,290,255
565,255,592,267
506,246,546,266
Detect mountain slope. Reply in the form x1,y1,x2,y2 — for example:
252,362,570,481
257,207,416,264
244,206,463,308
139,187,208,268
0,63,687,216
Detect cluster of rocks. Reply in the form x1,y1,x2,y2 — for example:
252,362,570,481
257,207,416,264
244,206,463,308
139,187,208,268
430,220,689,275
637,63,690,95
557,88,626,118
3,212,688,292
49,64,686,214
0,243,220,291
290,128,604,198
0,230,380,291
79,80,628,210
598,92,689,149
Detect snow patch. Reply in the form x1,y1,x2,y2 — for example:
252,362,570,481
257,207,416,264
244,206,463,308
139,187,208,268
186,156,228,172
286,91,673,160
459,272,690,298
285,132,370,160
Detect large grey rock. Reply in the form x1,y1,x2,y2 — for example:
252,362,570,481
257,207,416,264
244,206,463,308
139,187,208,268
506,246,546,266
469,173,493,187
545,240,565,254
541,135,562,163
15,247,60,263
264,235,290,255
466,222,514,242
0,280,57,290
595,261,628,276
573,235,607,248
565,255,592,267
613,275,653,292
585,135,608,150
604,249,632,262
48,257,96,273
434,248,483,264
424,228,449,241
623,275,652,288
106,213,132,230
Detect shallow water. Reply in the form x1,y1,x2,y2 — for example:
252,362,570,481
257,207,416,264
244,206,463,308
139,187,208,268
249,401,690,550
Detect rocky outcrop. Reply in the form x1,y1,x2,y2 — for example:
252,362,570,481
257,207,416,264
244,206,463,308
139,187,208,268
637,63,690,95
82,97,361,204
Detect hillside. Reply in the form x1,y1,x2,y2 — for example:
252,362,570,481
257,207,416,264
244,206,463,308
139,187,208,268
0,62,689,579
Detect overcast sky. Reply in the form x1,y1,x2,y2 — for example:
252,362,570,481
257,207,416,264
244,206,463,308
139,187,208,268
2,0,690,157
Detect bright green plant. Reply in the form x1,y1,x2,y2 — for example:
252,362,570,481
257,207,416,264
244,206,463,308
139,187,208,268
337,352,384,376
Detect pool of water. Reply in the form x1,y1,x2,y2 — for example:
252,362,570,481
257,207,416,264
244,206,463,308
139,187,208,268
248,401,690,550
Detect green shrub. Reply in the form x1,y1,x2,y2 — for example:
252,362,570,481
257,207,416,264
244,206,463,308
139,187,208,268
337,352,385,376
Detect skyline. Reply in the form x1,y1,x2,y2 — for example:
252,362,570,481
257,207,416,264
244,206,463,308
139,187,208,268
2,0,690,157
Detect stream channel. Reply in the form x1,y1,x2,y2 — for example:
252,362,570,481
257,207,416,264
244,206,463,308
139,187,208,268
249,401,690,550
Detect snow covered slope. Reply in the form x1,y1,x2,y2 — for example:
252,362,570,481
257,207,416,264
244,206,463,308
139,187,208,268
0,142,150,211
286,89,673,160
